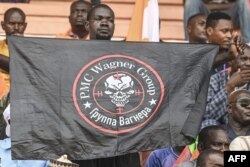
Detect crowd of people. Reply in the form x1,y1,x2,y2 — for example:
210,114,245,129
0,0,250,167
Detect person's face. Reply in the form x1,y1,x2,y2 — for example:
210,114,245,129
69,2,90,27
229,93,250,125
206,19,233,49
204,130,230,152
1,11,27,36
86,7,115,40
203,154,224,167
188,15,207,43
238,48,250,70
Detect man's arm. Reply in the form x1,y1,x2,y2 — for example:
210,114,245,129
0,54,9,73
213,51,235,68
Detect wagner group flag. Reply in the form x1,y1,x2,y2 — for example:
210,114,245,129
9,37,218,160
127,0,159,42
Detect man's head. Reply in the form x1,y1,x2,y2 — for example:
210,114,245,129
206,12,233,50
237,45,250,70
228,89,250,126
198,125,229,152
1,7,27,36
69,0,91,29
85,4,115,40
197,149,224,167
187,13,207,43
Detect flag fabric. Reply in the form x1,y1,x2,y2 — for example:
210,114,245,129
9,36,218,160
127,0,159,42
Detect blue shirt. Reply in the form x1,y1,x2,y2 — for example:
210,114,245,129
145,147,179,167
0,138,49,167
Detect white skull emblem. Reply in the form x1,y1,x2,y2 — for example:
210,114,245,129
104,73,134,107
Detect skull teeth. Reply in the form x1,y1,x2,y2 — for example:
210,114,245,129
111,99,129,105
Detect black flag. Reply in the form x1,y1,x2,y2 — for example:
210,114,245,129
9,36,218,160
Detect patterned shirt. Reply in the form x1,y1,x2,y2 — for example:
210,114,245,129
202,70,230,128
202,69,250,129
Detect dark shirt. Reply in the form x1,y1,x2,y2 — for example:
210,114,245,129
223,124,250,141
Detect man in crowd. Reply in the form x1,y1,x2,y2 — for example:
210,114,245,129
196,149,224,167
205,12,241,68
0,7,26,139
226,89,250,141
187,13,207,43
146,125,229,167
0,7,26,92
71,4,140,167
85,4,114,40
57,0,91,39
184,0,250,44
203,44,250,128
176,125,229,167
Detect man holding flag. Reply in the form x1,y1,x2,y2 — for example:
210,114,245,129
8,2,218,167
74,4,141,167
